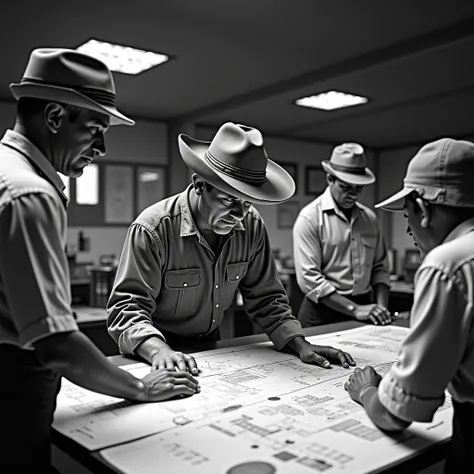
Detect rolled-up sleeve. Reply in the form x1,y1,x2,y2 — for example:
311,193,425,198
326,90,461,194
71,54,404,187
292,214,336,303
378,265,469,422
239,226,303,350
0,193,77,348
107,223,165,354
370,222,391,289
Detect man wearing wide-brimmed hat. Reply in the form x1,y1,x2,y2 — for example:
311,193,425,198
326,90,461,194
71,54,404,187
0,48,198,472
293,142,391,328
107,122,355,375
344,138,474,473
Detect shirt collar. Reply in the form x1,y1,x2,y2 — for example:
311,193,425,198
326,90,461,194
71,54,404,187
1,130,68,203
320,186,361,219
443,216,474,245
178,185,245,237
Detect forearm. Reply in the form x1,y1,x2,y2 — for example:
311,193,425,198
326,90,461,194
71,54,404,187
360,386,411,432
135,336,170,364
34,332,146,401
319,291,357,318
373,283,390,307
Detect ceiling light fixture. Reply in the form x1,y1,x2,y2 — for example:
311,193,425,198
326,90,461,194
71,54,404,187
295,90,368,111
76,39,169,75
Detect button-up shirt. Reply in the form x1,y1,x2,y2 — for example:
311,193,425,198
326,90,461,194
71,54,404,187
0,130,77,349
379,217,474,422
107,186,304,354
293,187,390,303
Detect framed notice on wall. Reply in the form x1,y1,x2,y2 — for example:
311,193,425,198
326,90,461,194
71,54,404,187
105,165,134,223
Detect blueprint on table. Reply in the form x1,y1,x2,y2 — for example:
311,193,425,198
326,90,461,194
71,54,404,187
53,324,452,472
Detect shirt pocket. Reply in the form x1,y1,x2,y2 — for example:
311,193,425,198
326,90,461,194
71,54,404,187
221,262,249,309
361,235,377,267
161,268,202,316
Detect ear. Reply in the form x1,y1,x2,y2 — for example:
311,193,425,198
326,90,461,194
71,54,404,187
192,174,205,195
416,198,430,227
326,173,334,185
44,102,66,134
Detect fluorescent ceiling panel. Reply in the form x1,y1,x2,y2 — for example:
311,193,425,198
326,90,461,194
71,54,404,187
76,39,169,75
295,90,368,111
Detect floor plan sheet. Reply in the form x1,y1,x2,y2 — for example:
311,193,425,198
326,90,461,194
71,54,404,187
53,325,453,473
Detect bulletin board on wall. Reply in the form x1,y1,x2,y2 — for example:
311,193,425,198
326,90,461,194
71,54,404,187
67,161,168,227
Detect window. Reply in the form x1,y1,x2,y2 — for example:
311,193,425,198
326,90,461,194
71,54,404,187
76,164,99,205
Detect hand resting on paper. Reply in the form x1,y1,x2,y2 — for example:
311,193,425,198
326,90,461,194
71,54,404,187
137,368,200,402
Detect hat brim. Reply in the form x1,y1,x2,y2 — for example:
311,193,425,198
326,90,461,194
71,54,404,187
9,82,134,126
321,161,375,185
375,187,413,211
178,134,295,205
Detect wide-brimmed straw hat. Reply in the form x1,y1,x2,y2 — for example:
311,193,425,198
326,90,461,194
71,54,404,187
321,143,375,186
178,122,295,205
10,48,134,126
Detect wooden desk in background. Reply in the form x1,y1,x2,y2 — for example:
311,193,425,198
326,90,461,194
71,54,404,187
52,317,449,474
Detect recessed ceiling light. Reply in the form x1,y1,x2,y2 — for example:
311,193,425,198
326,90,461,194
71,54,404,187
76,39,169,75
295,90,368,111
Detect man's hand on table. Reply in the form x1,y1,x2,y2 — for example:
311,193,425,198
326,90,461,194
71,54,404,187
344,365,382,404
354,304,392,325
286,337,356,368
151,344,200,375
137,369,200,402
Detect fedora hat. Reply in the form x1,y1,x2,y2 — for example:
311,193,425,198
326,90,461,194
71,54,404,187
10,48,134,126
322,143,375,185
178,122,295,205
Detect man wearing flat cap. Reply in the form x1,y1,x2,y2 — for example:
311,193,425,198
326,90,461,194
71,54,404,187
345,138,474,473
293,143,391,328
107,122,355,375
0,48,198,472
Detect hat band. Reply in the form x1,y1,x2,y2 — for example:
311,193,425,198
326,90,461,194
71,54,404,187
330,163,366,175
205,150,266,184
21,77,117,107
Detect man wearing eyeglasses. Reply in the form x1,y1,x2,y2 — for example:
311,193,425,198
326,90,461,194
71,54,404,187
293,143,392,328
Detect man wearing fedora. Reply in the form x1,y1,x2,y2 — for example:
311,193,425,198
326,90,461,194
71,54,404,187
0,49,198,472
107,122,355,375
293,143,391,328
344,138,474,473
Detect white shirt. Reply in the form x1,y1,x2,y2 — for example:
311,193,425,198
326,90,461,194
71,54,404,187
293,187,390,303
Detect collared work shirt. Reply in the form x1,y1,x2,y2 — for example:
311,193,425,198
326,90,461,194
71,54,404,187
107,186,304,355
379,217,474,422
292,187,390,303
0,130,77,349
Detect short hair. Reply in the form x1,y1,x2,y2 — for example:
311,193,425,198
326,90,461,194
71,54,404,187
16,97,82,123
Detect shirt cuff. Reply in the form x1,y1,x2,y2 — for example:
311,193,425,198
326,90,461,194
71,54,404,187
306,283,336,304
118,323,165,355
267,319,304,351
20,313,79,349
378,372,445,423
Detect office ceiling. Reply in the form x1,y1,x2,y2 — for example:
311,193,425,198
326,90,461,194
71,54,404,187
2,1,474,149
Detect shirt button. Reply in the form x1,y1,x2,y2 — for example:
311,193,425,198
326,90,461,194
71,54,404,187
236,275,239,280
213,319,216,323
215,284,219,289
183,283,188,287
216,304,219,308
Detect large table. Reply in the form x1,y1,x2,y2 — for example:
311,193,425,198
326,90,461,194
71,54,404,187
52,318,449,474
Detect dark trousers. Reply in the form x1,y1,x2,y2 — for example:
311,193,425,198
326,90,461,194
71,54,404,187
444,399,474,473
160,327,221,350
0,344,61,473
298,293,373,328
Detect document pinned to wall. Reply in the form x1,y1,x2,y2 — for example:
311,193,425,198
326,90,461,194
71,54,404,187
105,164,134,223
